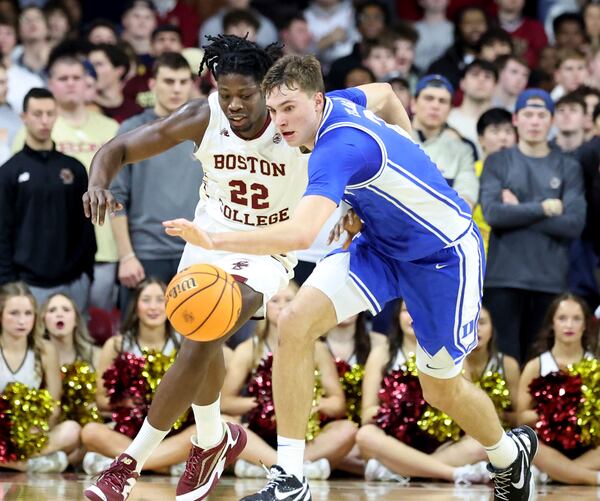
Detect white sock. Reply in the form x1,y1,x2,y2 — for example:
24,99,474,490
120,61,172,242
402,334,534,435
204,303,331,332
124,419,170,472
485,432,519,469
192,395,224,449
277,436,305,480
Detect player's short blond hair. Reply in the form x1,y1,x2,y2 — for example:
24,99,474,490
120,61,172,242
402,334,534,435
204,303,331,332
261,54,325,97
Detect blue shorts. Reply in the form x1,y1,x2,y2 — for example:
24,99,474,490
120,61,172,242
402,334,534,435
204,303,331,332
304,224,485,378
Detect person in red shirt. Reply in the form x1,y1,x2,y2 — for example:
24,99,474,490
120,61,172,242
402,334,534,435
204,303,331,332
123,25,185,110
496,0,547,68
154,0,201,48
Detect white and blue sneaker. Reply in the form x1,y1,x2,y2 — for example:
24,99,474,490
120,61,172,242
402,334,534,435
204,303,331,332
240,465,310,501
487,426,538,501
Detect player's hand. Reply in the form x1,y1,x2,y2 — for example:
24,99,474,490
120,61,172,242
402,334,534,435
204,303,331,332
501,189,519,205
327,209,362,250
541,198,563,217
163,218,215,249
83,187,123,225
118,256,146,289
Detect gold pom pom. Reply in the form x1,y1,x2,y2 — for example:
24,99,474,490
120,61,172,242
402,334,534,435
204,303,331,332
341,364,365,424
417,406,461,443
61,361,102,426
569,358,600,446
2,383,57,460
141,349,189,431
477,370,511,425
306,369,323,442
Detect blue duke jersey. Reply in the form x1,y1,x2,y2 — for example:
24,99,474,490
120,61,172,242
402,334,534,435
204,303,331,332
304,89,484,375
307,89,473,261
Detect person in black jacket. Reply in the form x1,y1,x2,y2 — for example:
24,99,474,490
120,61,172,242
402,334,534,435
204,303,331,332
427,6,489,93
573,131,600,310
0,88,95,313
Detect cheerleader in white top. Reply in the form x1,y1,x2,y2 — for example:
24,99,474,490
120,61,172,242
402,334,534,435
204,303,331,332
357,299,490,484
41,293,101,417
221,282,357,479
0,282,81,472
464,306,521,427
81,278,195,475
517,293,600,485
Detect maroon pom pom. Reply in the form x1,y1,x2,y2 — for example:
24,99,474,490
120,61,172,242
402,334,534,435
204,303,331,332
529,371,583,451
374,368,439,453
247,353,277,443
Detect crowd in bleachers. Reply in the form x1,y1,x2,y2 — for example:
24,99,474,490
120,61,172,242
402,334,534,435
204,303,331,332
0,0,599,489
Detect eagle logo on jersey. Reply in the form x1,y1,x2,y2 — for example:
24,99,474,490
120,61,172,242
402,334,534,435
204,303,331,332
273,133,282,144
220,128,230,137
59,168,74,184
231,260,249,270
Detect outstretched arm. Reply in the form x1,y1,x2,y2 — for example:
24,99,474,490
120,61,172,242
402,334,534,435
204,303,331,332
164,194,338,255
165,127,374,255
83,100,210,225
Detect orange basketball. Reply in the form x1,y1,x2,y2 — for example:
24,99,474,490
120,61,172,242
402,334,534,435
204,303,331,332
165,264,242,341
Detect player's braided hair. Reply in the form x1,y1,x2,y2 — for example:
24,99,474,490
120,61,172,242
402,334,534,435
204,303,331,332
199,34,283,83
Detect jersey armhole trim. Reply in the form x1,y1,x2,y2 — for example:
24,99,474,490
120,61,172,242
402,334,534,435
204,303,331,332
318,122,388,190
194,93,219,154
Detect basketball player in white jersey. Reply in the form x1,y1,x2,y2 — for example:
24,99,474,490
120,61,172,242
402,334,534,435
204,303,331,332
82,35,411,501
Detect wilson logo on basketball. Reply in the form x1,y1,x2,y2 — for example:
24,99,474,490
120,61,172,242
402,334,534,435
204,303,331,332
167,277,198,299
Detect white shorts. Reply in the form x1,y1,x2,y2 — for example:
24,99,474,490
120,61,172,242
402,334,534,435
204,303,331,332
178,205,291,317
304,252,478,379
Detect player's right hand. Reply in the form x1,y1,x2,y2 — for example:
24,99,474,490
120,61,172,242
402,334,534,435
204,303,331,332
119,256,146,289
82,187,123,225
327,209,362,250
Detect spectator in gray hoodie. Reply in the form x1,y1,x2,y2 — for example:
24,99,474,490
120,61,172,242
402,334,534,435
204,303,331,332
480,89,586,363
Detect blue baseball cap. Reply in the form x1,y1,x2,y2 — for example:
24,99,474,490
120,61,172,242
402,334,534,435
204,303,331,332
415,74,454,97
515,88,555,114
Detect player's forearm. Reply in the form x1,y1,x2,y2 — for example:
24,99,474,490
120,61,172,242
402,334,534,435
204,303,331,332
211,221,312,255
88,137,128,189
360,83,412,133
380,93,412,133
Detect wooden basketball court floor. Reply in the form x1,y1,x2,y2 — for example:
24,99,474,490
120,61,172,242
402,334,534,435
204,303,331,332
0,474,596,501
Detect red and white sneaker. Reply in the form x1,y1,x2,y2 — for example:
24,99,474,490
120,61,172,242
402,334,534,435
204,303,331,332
84,453,140,501
176,422,247,501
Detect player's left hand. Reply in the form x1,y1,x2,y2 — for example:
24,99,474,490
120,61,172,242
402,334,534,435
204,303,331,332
163,218,215,249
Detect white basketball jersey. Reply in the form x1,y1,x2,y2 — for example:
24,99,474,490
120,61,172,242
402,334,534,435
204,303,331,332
195,93,309,232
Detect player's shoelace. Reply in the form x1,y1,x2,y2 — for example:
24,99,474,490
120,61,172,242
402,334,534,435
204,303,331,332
96,461,134,492
258,464,287,493
182,449,202,480
489,468,512,501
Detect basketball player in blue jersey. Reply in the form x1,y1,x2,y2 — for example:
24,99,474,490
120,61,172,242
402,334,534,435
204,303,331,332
165,55,538,501
83,37,411,501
